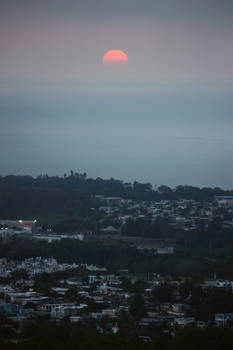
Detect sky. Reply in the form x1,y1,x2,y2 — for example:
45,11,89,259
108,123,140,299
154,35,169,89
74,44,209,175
0,0,232,188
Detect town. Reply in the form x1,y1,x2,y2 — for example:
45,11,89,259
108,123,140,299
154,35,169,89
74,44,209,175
1,254,233,341
0,194,233,347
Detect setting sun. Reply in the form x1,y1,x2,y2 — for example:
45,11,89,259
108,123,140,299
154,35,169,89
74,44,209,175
103,50,128,66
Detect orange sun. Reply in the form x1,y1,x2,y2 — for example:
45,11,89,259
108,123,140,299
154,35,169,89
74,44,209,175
103,50,128,67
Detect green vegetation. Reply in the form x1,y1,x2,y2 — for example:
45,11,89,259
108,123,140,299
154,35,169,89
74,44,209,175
1,237,233,280
1,174,233,348
0,174,232,231
0,320,233,349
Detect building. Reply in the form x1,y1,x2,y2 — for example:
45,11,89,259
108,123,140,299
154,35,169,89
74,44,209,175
100,226,120,235
215,196,233,206
0,219,36,234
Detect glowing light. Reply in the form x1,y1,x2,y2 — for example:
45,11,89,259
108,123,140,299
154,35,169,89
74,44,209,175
103,50,128,66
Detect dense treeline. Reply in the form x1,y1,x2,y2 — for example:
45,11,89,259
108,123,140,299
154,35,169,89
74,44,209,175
0,175,100,227
0,173,232,200
0,173,232,227
122,216,233,249
1,237,233,279
1,320,233,349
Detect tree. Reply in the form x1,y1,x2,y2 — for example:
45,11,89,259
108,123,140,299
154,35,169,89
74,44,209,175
132,279,148,294
23,302,37,310
158,185,173,196
11,268,29,281
0,324,17,340
130,294,146,318
153,282,176,304
120,277,133,292
34,273,55,294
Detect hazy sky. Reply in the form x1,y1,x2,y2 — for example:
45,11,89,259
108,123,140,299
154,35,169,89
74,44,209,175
0,0,232,188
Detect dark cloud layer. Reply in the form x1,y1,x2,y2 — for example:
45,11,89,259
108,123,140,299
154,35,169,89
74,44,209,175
1,0,233,20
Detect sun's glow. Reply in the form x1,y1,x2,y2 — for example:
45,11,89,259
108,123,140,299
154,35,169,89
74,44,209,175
103,50,128,66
